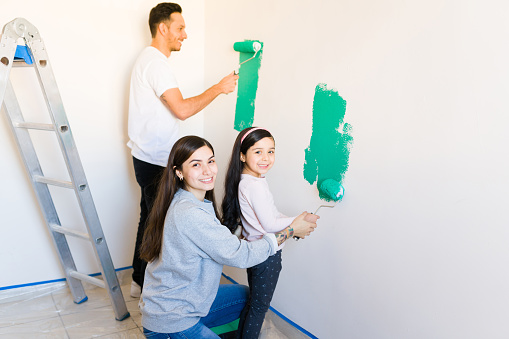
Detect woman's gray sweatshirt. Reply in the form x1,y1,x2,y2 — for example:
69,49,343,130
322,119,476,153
140,189,277,333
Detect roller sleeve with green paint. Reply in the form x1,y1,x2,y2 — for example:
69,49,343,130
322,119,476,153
320,179,344,202
233,40,264,131
233,41,262,53
313,179,345,214
233,40,262,74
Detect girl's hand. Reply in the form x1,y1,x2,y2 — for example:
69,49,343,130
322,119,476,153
291,212,318,239
274,213,318,245
304,213,319,224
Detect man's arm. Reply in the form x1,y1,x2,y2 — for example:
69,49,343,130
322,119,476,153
161,72,238,120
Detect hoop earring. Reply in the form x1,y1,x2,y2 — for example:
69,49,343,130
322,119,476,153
175,170,183,181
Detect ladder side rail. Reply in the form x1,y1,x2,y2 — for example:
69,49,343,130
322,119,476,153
24,29,128,320
2,81,87,303
0,28,17,108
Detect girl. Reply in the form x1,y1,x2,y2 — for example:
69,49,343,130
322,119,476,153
222,127,319,338
139,135,316,339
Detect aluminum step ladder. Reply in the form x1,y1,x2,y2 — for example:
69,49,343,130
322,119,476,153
0,18,129,321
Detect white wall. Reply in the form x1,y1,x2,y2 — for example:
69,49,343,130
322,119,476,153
0,0,205,288
205,0,509,338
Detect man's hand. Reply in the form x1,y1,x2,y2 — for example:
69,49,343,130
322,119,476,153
216,72,239,94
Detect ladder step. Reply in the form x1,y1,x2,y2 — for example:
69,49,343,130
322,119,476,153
69,271,106,289
34,175,74,189
50,224,91,241
13,59,33,68
14,122,55,131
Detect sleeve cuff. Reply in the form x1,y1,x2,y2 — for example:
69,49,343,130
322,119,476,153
264,234,278,255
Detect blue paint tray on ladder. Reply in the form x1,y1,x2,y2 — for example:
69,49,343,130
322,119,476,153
14,45,33,64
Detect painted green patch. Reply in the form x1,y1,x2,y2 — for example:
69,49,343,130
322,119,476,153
210,318,239,335
234,41,263,131
304,83,353,201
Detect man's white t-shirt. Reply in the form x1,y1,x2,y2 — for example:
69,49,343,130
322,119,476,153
127,46,179,167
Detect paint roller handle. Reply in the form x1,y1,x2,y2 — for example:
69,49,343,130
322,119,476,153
215,72,239,94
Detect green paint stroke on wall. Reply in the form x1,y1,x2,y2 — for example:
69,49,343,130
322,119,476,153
234,41,263,131
304,83,353,201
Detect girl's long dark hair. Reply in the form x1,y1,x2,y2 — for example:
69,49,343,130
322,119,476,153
221,127,274,232
140,136,218,262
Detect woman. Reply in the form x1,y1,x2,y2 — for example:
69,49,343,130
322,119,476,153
139,136,317,338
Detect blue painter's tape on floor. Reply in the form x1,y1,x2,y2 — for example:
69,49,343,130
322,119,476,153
0,266,133,291
75,296,88,304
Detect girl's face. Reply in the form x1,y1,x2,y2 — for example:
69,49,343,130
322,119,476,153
241,137,275,178
177,146,217,201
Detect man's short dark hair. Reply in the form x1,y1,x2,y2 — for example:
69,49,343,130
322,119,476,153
149,3,182,38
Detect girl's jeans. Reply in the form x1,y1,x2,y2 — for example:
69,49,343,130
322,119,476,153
143,284,249,338
237,250,283,338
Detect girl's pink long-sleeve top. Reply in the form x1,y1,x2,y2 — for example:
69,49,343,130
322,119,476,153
238,174,296,249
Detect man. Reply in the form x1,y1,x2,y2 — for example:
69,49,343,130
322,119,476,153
127,2,238,297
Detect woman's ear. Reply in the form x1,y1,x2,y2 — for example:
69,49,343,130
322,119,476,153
175,170,183,181
240,153,245,162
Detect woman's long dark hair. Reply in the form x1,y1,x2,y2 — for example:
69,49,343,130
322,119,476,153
221,127,274,232
140,136,218,262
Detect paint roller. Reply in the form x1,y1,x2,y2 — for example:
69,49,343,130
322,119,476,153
314,179,345,214
233,40,262,74
294,179,345,240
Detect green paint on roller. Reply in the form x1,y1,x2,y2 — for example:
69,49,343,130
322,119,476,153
233,41,261,53
233,40,263,131
304,83,353,201
320,179,344,202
